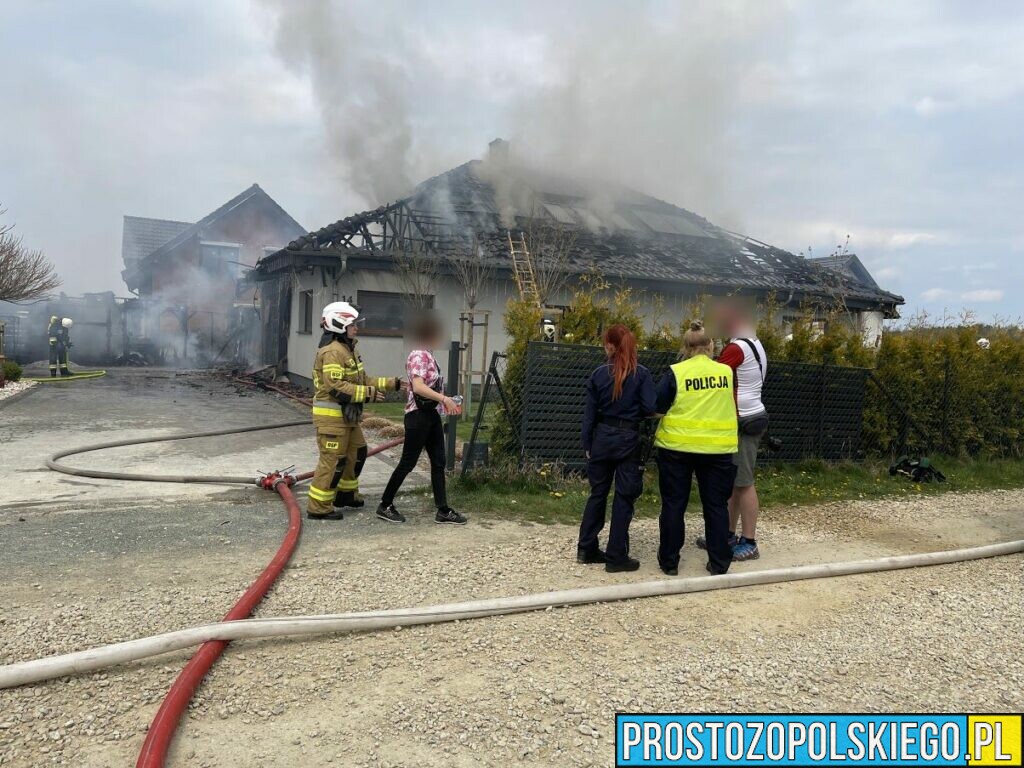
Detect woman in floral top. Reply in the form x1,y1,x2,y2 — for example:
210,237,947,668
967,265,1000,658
376,313,467,524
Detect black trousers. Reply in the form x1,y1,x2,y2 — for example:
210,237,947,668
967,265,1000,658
578,424,643,564
656,448,736,574
380,408,448,509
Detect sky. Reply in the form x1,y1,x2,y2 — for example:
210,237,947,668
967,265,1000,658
1,0,1022,322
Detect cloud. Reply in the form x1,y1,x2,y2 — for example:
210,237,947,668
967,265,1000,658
961,289,1004,303
921,288,953,301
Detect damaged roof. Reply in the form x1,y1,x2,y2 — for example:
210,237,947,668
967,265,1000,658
121,215,192,267
263,158,904,313
123,184,305,292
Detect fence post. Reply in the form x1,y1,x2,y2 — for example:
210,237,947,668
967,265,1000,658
817,363,827,457
446,340,461,472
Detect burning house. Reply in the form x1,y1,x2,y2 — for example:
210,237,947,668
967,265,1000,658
255,140,903,385
122,184,305,363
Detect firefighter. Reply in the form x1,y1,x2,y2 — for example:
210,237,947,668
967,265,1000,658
307,301,405,520
47,315,73,377
654,320,738,576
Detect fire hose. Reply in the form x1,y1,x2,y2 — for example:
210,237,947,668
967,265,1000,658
26,370,108,383
11,385,1024,765
38,406,402,767
2,538,1022,695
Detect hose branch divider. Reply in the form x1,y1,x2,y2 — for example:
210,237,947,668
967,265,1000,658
3,538,1022,692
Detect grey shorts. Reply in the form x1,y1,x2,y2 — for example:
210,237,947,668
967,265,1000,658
732,430,762,487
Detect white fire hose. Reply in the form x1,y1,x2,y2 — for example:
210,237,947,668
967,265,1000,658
2,539,1021,689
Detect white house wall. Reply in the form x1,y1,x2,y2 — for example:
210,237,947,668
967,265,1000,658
284,267,882,386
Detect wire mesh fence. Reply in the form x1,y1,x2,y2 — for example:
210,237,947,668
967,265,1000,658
463,341,883,473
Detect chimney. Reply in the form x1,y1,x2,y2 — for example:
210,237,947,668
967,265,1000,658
488,137,510,166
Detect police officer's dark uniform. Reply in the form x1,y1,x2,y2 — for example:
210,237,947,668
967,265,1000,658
578,362,656,570
654,350,738,575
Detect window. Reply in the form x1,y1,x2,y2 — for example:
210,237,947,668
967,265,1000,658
200,241,243,277
358,290,433,336
299,290,314,334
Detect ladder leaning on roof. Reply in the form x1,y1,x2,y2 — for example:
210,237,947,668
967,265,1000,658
506,230,541,307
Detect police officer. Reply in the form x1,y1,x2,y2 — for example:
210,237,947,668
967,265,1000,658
578,324,656,573
654,320,738,576
307,301,405,520
47,315,73,377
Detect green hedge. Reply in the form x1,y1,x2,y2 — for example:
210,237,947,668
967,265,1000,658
491,281,1024,460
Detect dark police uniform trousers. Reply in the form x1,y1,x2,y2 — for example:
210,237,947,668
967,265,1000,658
579,423,644,563
656,449,736,574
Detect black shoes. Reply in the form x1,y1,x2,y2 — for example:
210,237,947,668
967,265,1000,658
706,563,728,575
576,548,607,564
605,557,640,573
435,507,468,525
660,564,678,576
335,491,365,510
376,504,406,523
307,509,344,521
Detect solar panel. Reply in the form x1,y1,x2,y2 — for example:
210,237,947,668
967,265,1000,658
633,209,711,238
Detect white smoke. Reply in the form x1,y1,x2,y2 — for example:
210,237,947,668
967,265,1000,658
257,0,424,206
256,0,790,224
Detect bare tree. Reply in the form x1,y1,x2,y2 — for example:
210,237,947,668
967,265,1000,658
521,210,578,307
0,208,61,302
446,234,492,311
389,245,439,311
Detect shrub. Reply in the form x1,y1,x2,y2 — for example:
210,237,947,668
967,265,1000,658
490,276,1024,461
2,360,22,382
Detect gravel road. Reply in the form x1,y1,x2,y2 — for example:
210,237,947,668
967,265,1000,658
2,485,1022,767
2,370,1021,766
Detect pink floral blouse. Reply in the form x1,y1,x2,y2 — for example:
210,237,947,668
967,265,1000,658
405,349,444,415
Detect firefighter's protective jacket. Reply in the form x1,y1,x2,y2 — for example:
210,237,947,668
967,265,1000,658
311,335,399,430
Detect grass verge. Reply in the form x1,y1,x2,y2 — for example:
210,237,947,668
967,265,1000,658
442,456,1024,525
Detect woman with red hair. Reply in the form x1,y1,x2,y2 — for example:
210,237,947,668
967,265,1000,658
578,324,656,572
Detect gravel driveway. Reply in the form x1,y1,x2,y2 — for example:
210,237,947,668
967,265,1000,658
1,371,1022,767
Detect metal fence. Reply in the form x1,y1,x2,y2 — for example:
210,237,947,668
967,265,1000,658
463,341,874,473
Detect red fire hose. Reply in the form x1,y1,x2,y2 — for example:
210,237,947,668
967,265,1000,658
136,478,302,766
135,436,404,767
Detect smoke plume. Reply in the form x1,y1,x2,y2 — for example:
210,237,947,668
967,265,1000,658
257,0,790,224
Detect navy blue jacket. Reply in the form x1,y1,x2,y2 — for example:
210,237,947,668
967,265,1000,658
582,363,656,455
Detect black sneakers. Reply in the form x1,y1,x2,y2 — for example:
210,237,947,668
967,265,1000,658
660,564,678,576
435,507,468,525
577,548,607,564
376,504,406,523
605,557,641,573
307,509,344,521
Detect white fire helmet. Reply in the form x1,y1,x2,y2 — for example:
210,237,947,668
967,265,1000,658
977,337,990,349
61,318,73,329
321,301,360,334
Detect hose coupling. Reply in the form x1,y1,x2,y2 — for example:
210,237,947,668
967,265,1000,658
256,466,297,490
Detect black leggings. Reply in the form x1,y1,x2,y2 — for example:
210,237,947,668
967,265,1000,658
380,408,448,509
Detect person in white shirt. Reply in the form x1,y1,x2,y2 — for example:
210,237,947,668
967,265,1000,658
699,300,768,561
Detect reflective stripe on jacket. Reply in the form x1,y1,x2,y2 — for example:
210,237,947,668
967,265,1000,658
654,355,738,454
311,336,396,429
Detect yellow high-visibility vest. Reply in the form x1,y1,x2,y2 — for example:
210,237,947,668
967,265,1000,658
654,354,738,454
